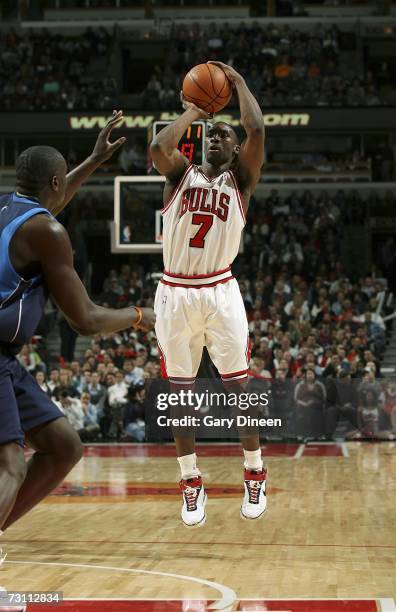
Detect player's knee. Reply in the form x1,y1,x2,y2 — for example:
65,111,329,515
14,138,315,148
0,444,27,486
59,430,84,468
48,422,84,469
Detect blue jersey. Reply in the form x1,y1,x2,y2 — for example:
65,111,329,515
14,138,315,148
0,192,52,354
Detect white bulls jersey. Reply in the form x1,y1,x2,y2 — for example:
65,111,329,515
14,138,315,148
155,163,250,382
161,164,246,282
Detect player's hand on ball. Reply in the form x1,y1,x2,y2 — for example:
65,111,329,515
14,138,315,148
207,62,243,86
90,109,127,163
180,92,213,119
136,308,156,332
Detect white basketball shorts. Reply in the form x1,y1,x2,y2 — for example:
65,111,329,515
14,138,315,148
154,276,250,384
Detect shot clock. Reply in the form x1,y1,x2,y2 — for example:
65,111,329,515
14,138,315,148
149,120,206,170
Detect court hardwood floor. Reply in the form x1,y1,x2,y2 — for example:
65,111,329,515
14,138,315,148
1,442,395,611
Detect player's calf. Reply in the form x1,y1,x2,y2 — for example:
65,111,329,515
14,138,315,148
0,443,27,529
2,419,83,531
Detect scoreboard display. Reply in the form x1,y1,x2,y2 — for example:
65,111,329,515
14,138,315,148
150,120,206,168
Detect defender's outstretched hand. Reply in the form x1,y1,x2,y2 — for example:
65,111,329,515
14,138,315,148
58,110,127,215
91,110,127,163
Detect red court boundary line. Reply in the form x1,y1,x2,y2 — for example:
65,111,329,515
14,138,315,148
4,538,396,549
20,598,383,612
23,600,381,612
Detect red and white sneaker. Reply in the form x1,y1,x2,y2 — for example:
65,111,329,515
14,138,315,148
240,467,267,520
179,476,207,528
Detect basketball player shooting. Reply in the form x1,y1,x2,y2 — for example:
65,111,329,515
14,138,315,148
150,62,266,527
0,111,155,561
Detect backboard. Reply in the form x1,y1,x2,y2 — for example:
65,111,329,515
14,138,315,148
112,175,165,253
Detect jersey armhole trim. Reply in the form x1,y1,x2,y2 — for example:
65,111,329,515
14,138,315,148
229,171,247,225
161,164,194,215
2,208,50,285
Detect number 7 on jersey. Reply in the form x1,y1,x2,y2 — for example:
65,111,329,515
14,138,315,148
189,213,214,249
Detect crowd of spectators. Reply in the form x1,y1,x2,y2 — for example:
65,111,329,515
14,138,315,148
1,22,395,111
0,27,119,111
20,339,157,442
21,258,395,442
20,186,396,442
242,187,379,274
143,22,395,108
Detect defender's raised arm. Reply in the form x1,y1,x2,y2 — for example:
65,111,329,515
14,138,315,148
24,216,154,335
54,110,127,216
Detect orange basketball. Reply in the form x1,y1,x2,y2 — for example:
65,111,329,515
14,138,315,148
182,63,232,114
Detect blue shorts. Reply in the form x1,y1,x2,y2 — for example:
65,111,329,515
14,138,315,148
0,354,64,447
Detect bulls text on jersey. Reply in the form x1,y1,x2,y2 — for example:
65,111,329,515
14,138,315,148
180,188,229,222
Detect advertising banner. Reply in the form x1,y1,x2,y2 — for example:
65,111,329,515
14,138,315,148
1,108,395,134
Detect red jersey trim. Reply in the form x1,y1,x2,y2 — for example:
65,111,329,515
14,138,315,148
160,164,194,215
229,170,247,225
163,266,231,280
222,376,249,385
221,369,249,379
160,276,234,289
157,341,168,379
246,335,251,366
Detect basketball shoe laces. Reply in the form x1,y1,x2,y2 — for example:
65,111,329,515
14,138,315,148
246,479,262,504
184,486,199,511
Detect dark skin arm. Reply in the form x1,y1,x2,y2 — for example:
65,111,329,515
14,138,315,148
11,214,154,334
52,110,126,216
149,101,210,203
208,61,265,198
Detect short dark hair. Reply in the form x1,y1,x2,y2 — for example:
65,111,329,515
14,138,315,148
16,145,65,194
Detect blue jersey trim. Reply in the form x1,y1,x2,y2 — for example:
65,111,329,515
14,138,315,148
0,193,53,348
0,207,50,297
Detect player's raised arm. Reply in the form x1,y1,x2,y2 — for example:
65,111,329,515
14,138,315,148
150,99,210,182
53,110,127,216
25,215,154,334
209,62,265,194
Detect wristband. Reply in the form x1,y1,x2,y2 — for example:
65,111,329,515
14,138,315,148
132,306,143,329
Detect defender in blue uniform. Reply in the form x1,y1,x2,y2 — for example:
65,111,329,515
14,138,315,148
0,111,154,542
0,192,64,445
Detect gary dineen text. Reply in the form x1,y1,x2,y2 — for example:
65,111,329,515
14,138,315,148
157,416,282,428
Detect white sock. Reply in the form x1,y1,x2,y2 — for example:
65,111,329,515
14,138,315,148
178,453,201,479
243,448,263,471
